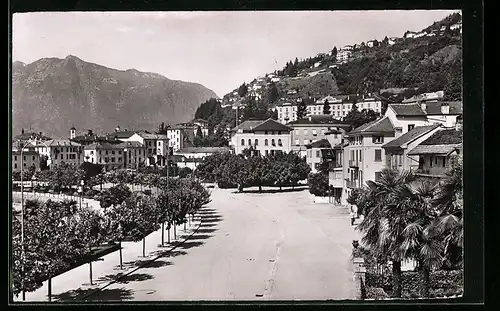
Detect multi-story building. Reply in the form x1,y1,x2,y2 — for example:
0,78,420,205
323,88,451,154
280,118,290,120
174,147,232,170
12,150,40,172
383,103,432,135
343,117,396,202
422,101,463,128
117,141,147,170
124,132,169,166
407,128,463,178
288,115,350,157
83,143,125,170
382,124,442,172
337,48,352,64
14,131,52,145
30,139,84,169
230,119,293,156
166,127,185,151
275,94,383,124
305,139,333,173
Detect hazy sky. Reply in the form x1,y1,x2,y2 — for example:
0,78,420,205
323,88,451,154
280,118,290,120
13,10,458,97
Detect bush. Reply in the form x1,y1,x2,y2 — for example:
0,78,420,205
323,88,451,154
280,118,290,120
143,190,152,196
307,172,329,196
365,287,390,300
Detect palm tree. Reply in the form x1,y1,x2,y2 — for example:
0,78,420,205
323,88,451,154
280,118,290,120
356,168,416,298
394,180,443,297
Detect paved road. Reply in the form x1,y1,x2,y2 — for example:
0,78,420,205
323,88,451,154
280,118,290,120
85,187,361,301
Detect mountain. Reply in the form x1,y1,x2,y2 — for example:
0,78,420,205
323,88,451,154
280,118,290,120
12,55,218,138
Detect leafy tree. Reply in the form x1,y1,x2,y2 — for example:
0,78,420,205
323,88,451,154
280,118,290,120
237,83,248,97
99,183,132,210
297,101,307,120
267,82,280,103
221,154,249,192
307,172,329,196
332,46,338,58
323,99,331,115
178,167,193,178
195,125,203,138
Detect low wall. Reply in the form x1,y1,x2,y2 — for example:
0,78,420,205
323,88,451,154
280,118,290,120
313,196,338,204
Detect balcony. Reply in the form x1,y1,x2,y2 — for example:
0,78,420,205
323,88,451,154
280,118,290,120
349,160,359,167
345,179,358,188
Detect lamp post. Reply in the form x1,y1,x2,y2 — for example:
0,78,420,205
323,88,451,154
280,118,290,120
78,180,84,209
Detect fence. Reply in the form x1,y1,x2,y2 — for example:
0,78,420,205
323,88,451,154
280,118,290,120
12,191,99,211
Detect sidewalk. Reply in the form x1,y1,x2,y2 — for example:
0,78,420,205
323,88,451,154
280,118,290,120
14,213,202,302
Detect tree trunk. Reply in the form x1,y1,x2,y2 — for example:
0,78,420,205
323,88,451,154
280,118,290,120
89,246,93,285
167,222,171,243
119,241,123,269
184,221,187,231
48,277,52,302
161,222,165,246
174,221,177,240
420,262,431,298
392,260,402,298
280,186,282,191
259,185,262,193
142,238,146,257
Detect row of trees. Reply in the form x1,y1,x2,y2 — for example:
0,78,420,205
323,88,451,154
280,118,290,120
195,150,311,192
12,177,211,300
349,155,463,298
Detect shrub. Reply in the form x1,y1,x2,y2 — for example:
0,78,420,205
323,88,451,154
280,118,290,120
307,172,329,196
365,287,390,300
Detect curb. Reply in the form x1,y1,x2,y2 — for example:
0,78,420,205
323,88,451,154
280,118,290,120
74,213,204,301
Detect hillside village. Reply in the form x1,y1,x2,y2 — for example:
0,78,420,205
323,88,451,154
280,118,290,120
11,11,467,302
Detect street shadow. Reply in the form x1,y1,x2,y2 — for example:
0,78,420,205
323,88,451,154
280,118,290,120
237,187,308,194
188,234,213,241
53,287,133,302
161,249,188,258
96,272,154,284
199,223,217,228
196,227,217,234
176,240,205,250
118,259,173,270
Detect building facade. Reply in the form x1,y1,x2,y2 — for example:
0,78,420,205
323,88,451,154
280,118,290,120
230,119,293,156
124,132,169,166
83,143,126,170
31,139,84,169
12,150,40,172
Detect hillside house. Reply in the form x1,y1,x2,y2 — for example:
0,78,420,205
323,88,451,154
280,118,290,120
383,103,431,135
422,101,462,128
366,40,376,48
337,49,352,64
230,119,293,156
382,124,442,172
407,128,463,178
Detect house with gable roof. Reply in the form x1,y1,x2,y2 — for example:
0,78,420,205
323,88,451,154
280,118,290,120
382,124,442,172
230,118,293,156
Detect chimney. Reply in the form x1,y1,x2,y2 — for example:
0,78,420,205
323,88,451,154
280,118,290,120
441,103,450,114
421,102,426,113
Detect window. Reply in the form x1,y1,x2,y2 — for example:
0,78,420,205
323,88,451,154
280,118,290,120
398,154,403,167
429,156,433,167
295,139,299,145
118,157,122,162
375,149,382,162
303,139,308,145
265,139,268,146
316,150,320,157
111,157,115,162
265,150,269,156
408,124,415,131
14,155,17,161
271,131,275,135
351,150,354,161
106,150,109,155
23,156,26,161
118,150,122,155
241,139,245,146
24,163,26,167
158,141,161,146
254,139,259,146
314,163,320,170
442,157,446,167
375,171,382,181
271,139,276,146
312,129,317,136
99,158,102,163
435,157,438,165
372,136,384,144
14,163,17,169
321,129,325,136
278,131,281,135
105,157,109,163
90,151,94,155
278,139,282,146
248,139,252,146
304,129,308,135
112,150,115,155
295,129,299,135
265,131,268,135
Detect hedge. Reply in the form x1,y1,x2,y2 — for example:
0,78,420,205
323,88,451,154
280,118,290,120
365,269,463,298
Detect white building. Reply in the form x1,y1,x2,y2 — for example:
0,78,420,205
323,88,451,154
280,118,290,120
230,119,293,156
174,147,232,171
124,132,169,166
336,49,352,64
30,139,84,169
83,143,126,170
12,150,40,172
366,40,376,48
117,141,148,170
388,37,397,45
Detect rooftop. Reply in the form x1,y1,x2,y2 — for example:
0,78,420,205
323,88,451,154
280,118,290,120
32,139,82,147
12,150,39,156
137,132,168,140
350,117,395,135
419,129,463,145
176,147,232,154
115,141,145,148
407,144,462,156
14,132,52,141
288,116,349,126
424,101,463,115
382,124,441,149
389,103,426,116
306,139,332,149
84,142,125,150
107,131,138,139
234,119,292,132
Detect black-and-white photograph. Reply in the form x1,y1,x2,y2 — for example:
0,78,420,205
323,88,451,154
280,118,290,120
11,10,466,302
